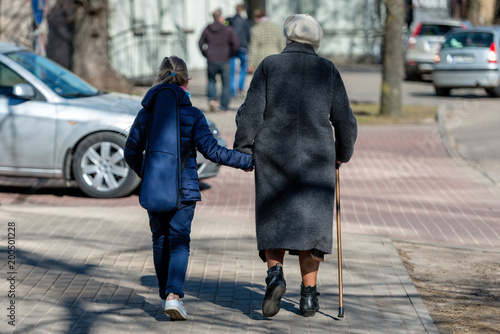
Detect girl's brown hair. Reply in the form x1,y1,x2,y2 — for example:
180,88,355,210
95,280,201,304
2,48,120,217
154,56,191,87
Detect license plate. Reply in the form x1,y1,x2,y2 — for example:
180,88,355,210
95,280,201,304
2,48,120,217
418,63,433,71
449,55,474,63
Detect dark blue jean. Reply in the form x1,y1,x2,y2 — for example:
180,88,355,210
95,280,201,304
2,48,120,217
207,61,231,110
230,48,248,96
148,201,196,299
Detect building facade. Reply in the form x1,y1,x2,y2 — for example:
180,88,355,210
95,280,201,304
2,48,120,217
107,0,387,81
4,0,478,83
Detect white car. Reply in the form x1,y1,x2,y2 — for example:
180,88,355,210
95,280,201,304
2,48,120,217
405,20,468,80
0,42,223,198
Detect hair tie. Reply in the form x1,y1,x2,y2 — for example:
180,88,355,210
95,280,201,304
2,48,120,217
171,71,176,76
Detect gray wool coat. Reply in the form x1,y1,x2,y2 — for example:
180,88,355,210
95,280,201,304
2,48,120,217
234,43,357,258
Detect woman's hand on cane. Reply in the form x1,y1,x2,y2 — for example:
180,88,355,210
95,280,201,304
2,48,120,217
336,159,343,169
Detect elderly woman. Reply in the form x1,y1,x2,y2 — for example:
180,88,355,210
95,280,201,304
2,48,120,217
234,14,357,317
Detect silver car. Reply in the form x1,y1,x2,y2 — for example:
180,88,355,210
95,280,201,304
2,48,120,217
433,26,500,97
405,20,467,80
0,42,223,198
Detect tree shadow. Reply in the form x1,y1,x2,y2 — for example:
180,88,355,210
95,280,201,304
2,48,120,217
0,183,89,198
0,177,212,199
1,248,153,333
142,273,294,321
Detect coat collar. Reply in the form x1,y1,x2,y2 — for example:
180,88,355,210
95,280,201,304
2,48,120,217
141,83,191,111
281,43,317,56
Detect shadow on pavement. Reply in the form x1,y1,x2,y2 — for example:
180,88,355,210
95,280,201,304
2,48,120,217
0,179,212,201
0,184,89,198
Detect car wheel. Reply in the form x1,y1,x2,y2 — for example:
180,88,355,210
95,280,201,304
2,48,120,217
435,87,451,97
72,132,140,198
485,87,500,98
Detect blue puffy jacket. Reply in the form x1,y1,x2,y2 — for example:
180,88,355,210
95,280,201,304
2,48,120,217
124,83,253,202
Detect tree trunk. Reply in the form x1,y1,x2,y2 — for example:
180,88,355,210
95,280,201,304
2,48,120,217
467,0,482,25
380,0,405,118
496,0,500,24
72,0,131,92
450,0,469,20
47,0,75,70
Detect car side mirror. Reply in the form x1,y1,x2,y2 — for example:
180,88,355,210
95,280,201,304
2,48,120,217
12,83,36,99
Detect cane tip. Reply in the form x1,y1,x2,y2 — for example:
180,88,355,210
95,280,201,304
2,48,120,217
338,307,345,318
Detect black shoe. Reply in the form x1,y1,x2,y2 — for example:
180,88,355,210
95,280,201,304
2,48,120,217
262,263,286,317
300,284,320,317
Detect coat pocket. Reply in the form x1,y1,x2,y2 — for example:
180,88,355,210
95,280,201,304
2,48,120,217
139,151,180,212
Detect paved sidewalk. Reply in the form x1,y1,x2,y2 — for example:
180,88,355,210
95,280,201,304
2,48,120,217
1,68,498,333
190,69,500,251
0,205,437,334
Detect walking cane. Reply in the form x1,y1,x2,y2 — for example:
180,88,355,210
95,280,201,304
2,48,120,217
336,163,345,317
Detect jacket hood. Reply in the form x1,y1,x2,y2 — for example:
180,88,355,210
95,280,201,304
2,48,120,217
207,22,225,33
141,83,192,111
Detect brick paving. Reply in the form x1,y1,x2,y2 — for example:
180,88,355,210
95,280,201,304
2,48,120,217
195,122,500,251
341,125,500,250
1,205,437,333
2,74,498,252
6,120,498,253
1,70,499,333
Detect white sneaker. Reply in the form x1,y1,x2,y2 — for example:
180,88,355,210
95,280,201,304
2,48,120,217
164,299,188,320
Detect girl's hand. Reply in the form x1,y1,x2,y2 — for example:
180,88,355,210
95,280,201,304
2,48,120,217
244,167,254,172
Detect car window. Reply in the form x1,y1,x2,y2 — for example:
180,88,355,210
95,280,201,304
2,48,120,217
419,24,458,36
442,32,493,49
0,63,26,86
6,51,99,98
0,63,27,96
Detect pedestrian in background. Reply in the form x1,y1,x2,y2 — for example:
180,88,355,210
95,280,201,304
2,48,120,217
247,8,285,73
199,9,239,112
234,14,357,318
124,56,253,321
227,3,251,97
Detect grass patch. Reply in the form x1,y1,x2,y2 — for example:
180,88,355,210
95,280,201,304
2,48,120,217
351,103,437,125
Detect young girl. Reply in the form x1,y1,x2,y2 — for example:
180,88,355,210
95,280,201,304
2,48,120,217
124,56,253,320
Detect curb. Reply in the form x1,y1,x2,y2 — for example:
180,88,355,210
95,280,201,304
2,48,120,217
437,105,500,200
383,240,440,334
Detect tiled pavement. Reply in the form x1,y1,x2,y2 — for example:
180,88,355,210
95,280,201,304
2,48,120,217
196,123,500,251
1,205,437,333
1,71,499,333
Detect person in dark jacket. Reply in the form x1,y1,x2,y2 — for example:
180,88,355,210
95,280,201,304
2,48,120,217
199,9,239,111
124,56,253,321
234,14,357,318
227,3,251,97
